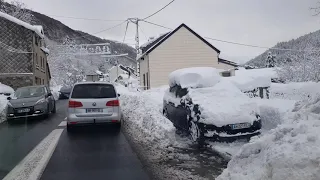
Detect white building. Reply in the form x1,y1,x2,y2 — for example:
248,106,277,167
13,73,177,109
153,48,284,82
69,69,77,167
137,23,238,89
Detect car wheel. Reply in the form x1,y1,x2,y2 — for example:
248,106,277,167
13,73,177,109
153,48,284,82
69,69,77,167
52,102,56,114
163,109,168,118
189,121,205,148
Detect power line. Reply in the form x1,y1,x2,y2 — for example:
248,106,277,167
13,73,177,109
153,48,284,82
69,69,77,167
142,0,176,20
47,14,125,22
142,20,320,52
137,24,148,40
123,21,129,43
141,20,173,30
56,20,127,41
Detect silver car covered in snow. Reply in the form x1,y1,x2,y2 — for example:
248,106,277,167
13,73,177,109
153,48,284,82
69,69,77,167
67,82,121,131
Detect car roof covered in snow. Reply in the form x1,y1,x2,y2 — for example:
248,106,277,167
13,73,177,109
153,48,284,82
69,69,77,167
169,67,221,88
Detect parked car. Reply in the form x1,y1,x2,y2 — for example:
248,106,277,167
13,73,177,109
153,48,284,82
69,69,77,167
163,67,261,146
67,82,121,132
59,86,72,99
6,85,56,122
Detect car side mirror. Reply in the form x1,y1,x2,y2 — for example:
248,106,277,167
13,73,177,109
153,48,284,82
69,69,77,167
47,92,52,97
7,97,11,100
118,93,120,97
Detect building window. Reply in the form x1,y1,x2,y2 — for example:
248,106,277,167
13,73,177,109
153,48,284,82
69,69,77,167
221,71,231,77
143,74,146,90
36,53,38,66
146,72,149,89
42,79,44,85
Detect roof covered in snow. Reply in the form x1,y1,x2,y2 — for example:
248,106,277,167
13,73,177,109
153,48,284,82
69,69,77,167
218,58,238,67
140,32,170,54
0,12,44,38
224,68,277,91
169,67,221,88
138,24,221,59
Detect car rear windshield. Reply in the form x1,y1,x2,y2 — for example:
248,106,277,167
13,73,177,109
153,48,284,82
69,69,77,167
71,84,116,99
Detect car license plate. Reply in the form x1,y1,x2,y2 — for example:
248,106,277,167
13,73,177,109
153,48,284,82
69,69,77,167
86,108,103,113
18,108,30,113
232,123,251,130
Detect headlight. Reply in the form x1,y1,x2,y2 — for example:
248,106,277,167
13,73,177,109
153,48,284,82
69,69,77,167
35,98,46,104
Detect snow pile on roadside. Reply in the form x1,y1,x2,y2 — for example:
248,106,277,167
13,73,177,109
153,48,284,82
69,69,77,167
119,88,176,149
253,98,296,131
50,85,62,100
270,82,320,101
169,67,221,88
217,96,320,180
0,83,14,123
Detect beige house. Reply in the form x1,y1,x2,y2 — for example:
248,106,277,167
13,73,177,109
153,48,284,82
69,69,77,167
0,12,51,89
137,23,237,89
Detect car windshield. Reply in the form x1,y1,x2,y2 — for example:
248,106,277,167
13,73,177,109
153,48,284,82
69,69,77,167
14,87,46,99
71,84,116,99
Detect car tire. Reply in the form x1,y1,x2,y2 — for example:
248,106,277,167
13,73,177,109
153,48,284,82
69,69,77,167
189,121,205,148
43,105,50,119
67,124,73,132
52,102,56,114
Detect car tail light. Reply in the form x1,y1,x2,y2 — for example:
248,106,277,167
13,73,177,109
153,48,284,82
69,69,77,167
69,100,83,108
111,120,118,123
106,100,119,106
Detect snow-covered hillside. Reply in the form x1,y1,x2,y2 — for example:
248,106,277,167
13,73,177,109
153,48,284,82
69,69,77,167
0,1,137,86
246,29,320,68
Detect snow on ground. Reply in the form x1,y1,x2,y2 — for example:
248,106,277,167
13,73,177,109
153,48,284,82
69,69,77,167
117,85,176,150
0,83,14,123
217,95,320,180
270,82,320,101
50,85,62,100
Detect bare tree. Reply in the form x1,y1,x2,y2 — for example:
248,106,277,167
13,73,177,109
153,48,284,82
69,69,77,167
311,1,320,16
0,0,33,23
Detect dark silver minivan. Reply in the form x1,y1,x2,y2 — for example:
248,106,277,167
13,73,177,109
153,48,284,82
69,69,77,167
6,85,56,122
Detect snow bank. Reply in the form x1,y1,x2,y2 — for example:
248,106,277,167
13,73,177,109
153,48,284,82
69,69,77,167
0,83,14,123
169,67,221,88
217,96,320,180
118,87,176,148
224,68,277,91
270,82,320,101
0,83,14,95
0,12,44,38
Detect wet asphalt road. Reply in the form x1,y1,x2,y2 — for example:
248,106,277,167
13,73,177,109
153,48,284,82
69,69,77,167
0,100,149,180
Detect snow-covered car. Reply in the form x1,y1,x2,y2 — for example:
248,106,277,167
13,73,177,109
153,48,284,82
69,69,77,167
163,67,262,145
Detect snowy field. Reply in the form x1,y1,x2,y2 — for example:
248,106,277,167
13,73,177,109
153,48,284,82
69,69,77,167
116,77,320,179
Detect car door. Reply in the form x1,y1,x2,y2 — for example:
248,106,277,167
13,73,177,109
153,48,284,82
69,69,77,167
164,85,179,126
174,86,189,130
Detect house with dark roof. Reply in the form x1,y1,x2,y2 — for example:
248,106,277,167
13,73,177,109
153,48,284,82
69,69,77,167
137,23,237,89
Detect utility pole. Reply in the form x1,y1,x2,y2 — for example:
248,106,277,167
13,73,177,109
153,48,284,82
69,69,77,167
128,18,141,75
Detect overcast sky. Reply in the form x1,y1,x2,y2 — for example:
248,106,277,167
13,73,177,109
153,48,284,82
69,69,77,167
15,0,320,63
